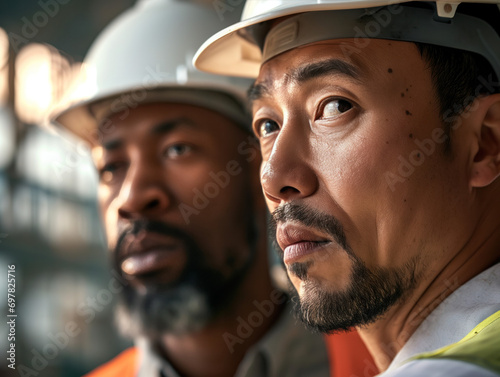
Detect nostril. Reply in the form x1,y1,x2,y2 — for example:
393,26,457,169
280,186,300,194
144,199,160,210
118,208,132,220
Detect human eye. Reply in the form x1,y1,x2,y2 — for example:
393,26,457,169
163,143,193,159
255,119,280,138
318,98,353,120
99,162,128,184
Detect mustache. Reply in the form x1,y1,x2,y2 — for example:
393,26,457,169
269,203,352,255
114,219,193,259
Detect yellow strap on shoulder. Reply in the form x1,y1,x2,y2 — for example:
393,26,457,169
409,310,500,375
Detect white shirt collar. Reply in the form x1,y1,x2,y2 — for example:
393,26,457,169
388,263,500,371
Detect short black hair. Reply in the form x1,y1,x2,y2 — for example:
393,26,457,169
412,3,500,148
415,43,498,119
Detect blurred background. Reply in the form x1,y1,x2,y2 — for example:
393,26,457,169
0,1,233,376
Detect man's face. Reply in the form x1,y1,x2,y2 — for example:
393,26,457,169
92,102,259,338
251,39,474,332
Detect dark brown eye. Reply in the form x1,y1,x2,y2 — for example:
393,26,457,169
258,119,279,137
320,98,353,119
163,143,193,159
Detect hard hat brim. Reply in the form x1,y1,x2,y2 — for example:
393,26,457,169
193,0,500,78
52,85,252,146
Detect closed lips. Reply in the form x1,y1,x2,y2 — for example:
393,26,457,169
276,224,330,264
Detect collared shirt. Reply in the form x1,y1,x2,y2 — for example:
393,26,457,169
380,263,500,377
136,300,330,377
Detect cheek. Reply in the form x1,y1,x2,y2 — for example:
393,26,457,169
309,117,424,265
174,161,250,230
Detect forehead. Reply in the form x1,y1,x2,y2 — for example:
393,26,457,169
97,102,246,142
100,102,226,132
255,39,426,94
91,102,250,158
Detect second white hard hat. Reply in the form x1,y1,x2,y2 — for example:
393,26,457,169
52,0,253,145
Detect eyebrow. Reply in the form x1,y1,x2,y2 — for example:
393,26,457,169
102,138,123,151
292,59,360,83
248,80,270,103
101,117,197,151
151,117,197,135
248,58,361,104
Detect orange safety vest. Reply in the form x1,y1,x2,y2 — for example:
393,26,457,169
84,330,376,377
84,347,138,377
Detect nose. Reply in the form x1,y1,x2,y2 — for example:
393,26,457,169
117,159,171,220
260,119,318,204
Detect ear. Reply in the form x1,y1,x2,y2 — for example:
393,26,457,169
469,94,500,188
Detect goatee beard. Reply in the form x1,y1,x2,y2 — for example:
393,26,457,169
271,203,419,333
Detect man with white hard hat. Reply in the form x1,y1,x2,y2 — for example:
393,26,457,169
194,1,500,376
51,0,375,376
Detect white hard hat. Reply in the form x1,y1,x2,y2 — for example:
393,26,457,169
52,0,253,145
193,0,500,79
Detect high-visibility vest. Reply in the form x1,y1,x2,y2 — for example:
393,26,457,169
410,310,500,375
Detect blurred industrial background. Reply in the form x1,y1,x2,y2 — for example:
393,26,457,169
0,1,233,376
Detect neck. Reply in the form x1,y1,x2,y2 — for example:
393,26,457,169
358,212,500,371
157,285,286,377
154,234,286,377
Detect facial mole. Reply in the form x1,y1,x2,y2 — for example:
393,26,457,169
401,93,405,97
388,68,393,73
409,133,413,139
405,110,412,116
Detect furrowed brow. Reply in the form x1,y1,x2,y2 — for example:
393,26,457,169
249,59,360,106
293,59,361,84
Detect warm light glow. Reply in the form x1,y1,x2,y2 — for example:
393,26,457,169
15,44,54,124
49,61,89,121
15,44,72,125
